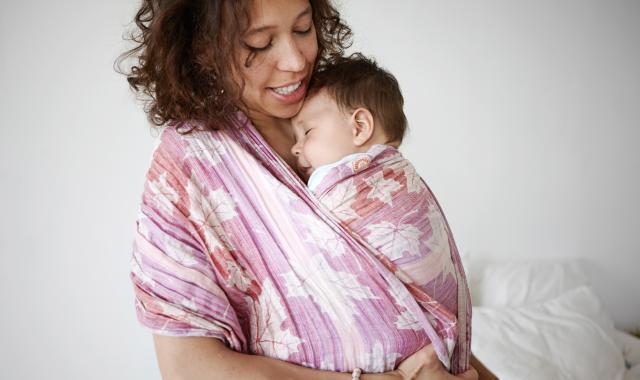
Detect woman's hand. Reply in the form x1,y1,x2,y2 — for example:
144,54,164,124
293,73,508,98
389,345,478,380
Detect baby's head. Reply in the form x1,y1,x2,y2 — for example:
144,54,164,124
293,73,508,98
291,53,408,180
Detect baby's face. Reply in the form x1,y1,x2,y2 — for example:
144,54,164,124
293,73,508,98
291,90,356,181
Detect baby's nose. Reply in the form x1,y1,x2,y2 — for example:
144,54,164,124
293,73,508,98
291,141,301,156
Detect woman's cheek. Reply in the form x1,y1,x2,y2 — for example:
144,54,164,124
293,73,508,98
303,33,319,66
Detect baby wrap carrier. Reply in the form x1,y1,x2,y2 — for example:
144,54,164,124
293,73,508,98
130,113,471,374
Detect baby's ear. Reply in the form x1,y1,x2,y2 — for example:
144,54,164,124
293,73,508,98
350,108,375,147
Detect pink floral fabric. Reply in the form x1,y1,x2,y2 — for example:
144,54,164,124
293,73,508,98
130,113,471,374
311,144,471,373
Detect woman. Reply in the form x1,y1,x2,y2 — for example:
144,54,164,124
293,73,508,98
120,0,481,379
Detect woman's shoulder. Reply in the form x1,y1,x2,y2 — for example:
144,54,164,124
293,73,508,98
148,112,252,183
155,118,238,160
161,119,226,145
142,121,223,184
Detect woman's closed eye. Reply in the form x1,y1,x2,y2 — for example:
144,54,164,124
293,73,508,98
244,40,273,53
295,25,313,35
245,25,312,53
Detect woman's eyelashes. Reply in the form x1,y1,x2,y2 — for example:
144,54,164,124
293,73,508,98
244,25,313,53
295,26,313,35
244,40,272,53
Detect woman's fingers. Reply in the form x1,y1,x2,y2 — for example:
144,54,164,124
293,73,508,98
456,367,479,380
396,345,478,380
396,345,433,379
396,344,449,380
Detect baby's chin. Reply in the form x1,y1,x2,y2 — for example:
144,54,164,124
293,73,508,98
298,166,314,183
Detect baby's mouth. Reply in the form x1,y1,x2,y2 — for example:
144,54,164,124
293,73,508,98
298,165,313,181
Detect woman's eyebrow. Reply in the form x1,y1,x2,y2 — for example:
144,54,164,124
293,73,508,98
244,6,312,37
296,6,312,20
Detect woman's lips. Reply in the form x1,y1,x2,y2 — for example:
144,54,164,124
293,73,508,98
268,81,306,105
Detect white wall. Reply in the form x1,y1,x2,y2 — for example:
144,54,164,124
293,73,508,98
0,1,159,379
0,0,638,379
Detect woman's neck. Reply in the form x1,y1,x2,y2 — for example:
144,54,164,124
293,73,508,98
249,113,297,169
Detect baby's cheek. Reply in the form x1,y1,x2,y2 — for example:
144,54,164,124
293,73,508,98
305,141,327,166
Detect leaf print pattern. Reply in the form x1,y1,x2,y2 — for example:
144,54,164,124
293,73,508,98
148,172,181,215
365,171,402,205
183,130,227,165
394,310,423,331
362,341,403,373
320,178,360,222
314,144,472,373
130,118,471,375
402,165,424,194
311,254,379,302
366,221,423,261
225,260,252,292
247,279,304,360
187,178,238,251
291,208,350,258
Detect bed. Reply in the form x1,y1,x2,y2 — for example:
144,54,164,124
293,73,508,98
464,256,640,380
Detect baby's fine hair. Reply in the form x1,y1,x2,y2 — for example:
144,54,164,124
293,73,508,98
308,53,408,145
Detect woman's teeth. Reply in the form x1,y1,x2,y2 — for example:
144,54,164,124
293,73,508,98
272,82,301,95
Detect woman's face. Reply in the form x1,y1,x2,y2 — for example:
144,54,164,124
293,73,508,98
237,0,318,122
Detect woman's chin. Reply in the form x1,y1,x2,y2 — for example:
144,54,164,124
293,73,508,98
246,101,304,122
270,100,306,120
266,85,308,118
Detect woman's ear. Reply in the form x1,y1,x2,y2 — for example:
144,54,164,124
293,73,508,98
350,108,375,147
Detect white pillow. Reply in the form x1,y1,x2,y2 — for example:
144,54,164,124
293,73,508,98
615,330,640,369
626,365,640,380
469,259,589,307
472,286,625,380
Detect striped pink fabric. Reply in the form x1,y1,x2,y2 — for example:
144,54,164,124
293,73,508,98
130,113,471,374
312,144,471,373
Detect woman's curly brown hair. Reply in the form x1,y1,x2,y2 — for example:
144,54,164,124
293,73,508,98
116,0,352,130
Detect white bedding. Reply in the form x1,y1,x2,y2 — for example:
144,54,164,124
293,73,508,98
465,257,640,380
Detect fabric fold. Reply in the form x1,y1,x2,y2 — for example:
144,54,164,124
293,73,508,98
130,113,471,373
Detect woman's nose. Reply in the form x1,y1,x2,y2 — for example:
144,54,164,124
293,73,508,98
277,38,305,72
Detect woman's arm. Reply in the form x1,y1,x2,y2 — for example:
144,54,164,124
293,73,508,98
469,354,498,380
153,336,479,380
153,335,398,380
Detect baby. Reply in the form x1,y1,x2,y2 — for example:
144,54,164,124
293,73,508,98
291,53,407,190
290,54,471,374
